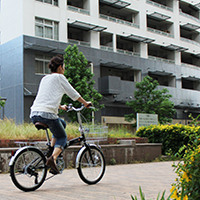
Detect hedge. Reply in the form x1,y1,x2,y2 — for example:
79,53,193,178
136,124,200,155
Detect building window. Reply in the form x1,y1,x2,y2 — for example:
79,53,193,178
182,78,200,91
35,54,51,75
36,0,58,6
100,66,137,82
148,73,176,87
35,17,59,40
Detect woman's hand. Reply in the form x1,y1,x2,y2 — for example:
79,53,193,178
84,101,92,108
59,105,68,111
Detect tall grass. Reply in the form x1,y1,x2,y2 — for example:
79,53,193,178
108,125,137,138
0,119,80,140
0,119,136,140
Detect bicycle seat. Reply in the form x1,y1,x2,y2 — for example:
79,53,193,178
34,122,49,130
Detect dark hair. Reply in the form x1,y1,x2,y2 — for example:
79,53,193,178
48,54,64,72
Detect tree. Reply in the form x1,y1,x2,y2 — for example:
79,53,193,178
60,45,103,122
125,76,176,124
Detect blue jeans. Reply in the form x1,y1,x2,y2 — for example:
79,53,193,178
31,116,67,150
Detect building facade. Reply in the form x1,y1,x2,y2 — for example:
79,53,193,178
0,0,200,123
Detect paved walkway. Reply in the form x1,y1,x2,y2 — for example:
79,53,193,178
0,161,177,200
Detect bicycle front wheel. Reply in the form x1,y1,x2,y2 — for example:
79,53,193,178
10,147,47,192
77,146,106,185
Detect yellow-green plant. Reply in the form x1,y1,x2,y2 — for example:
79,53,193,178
134,124,200,199
188,113,200,126
171,144,200,199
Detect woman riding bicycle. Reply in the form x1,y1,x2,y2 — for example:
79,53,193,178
30,54,91,174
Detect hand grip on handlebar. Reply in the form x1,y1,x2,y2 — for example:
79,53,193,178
86,103,93,108
67,103,95,112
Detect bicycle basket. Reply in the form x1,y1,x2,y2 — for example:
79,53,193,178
82,125,108,142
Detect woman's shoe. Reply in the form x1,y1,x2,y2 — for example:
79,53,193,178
49,168,59,175
46,156,60,175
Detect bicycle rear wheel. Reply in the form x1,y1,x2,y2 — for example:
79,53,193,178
77,146,105,184
10,147,47,192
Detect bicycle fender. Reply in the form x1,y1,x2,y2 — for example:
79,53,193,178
75,144,97,168
9,146,39,166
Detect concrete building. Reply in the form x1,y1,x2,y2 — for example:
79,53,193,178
0,0,200,123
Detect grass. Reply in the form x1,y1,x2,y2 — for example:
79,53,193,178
0,118,80,140
0,118,47,140
0,118,137,140
108,127,137,138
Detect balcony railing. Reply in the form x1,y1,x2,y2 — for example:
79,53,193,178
117,49,140,57
68,39,90,47
180,37,200,47
67,5,90,15
99,14,140,29
147,27,174,38
100,45,113,52
181,63,200,69
146,0,173,12
148,55,175,64
179,10,200,23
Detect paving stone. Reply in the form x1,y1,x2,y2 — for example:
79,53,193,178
0,161,177,200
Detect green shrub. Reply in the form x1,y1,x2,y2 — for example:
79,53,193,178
136,124,200,155
110,158,116,165
171,136,200,199
131,143,200,199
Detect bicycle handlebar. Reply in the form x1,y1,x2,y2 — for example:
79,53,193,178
67,103,94,112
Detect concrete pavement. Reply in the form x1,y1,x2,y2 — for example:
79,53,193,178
0,161,177,200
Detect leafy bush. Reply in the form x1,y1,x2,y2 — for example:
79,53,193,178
188,113,200,126
132,123,200,200
171,135,200,199
131,144,200,199
110,158,116,165
136,124,200,155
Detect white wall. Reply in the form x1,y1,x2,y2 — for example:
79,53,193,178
0,0,23,44
23,0,68,42
0,0,199,55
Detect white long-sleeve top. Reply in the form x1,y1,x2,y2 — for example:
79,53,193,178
30,73,80,116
